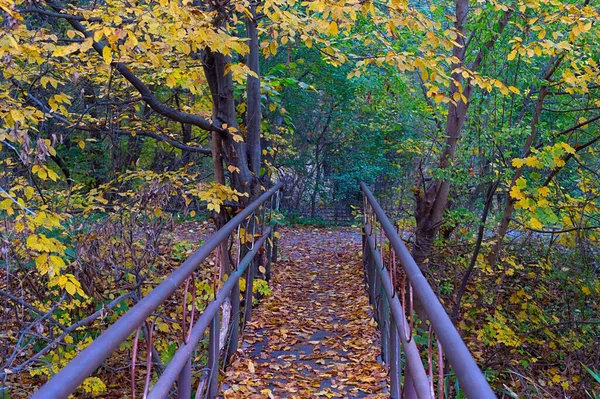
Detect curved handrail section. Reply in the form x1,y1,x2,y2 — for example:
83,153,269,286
360,182,496,399
31,183,283,399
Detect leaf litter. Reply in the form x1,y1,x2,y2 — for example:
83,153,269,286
220,227,389,398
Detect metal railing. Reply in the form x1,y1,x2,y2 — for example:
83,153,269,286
360,182,496,399
31,183,283,399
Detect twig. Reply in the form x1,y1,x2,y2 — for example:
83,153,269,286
0,292,136,378
0,186,36,216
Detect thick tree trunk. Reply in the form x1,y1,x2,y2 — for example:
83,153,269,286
203,49,253,198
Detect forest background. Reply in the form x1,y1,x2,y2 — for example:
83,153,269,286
1,0,599,397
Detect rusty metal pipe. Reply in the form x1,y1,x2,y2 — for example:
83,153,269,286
361,182,496,399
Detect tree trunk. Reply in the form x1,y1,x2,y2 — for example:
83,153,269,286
487,55,563,267
245,6,262,189
412,0,469,270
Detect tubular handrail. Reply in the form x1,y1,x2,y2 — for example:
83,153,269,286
147,228,271,399
360,182,496,399
31,182,283,399
364,226,431,398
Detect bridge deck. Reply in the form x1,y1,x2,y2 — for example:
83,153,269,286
220,228,389,398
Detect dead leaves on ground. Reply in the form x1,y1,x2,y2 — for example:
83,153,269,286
220,227,389,398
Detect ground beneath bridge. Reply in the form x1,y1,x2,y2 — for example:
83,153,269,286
219,227,389,398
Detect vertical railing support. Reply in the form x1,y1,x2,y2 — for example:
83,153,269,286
389,316,401,399
379,285,390,363
208,313,220,398
404,364,418,399
271,224,279,263
242,256,255,329
226,277,240,363
176,356,191,399
265,234,273,281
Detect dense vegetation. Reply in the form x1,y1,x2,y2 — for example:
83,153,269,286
1,0,599,397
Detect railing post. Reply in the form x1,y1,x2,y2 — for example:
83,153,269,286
404,363,418,399
373,266,381,323
389,314,401,399
364,240,375,307
176,356,191,399
265,233,273,281
379,285,390,363
271,224,279,263
242,256,255,329
208,313,219,398
226,277,240,363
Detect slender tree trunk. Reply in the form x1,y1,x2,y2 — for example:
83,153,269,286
245,6,261,192
487,55,563,266
412,0,469,270
311,144,321,218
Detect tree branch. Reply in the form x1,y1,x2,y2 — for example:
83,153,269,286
43,0,223,134
20,87,212,155
511,218,600,234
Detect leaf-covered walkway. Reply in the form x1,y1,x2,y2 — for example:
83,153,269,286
220,228,389,398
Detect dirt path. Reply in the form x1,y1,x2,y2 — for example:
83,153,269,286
219,227,389,398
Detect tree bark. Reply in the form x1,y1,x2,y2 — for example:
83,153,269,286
412,0,469,269
245,6,262,188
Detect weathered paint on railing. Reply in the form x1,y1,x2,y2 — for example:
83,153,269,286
360,182,496,399
31,183,282,399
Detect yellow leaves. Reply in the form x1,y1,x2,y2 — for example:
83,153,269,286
40,76,59,89
194,182,248,214
50,273,85,297
537,187,550,197
582,286,591,295
328,21,339,36
35,253,49,275
156,322,170,333
81,377,107,396
27,233,66,254
102,46,113,65
510,185,524,200
32,164,57,181
260,389,276,399
166,74,177,88
52,42,82,58
560,142,576,154
512,158,525,168
36,253,67,277
0,198,13,214
529,218,543,230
